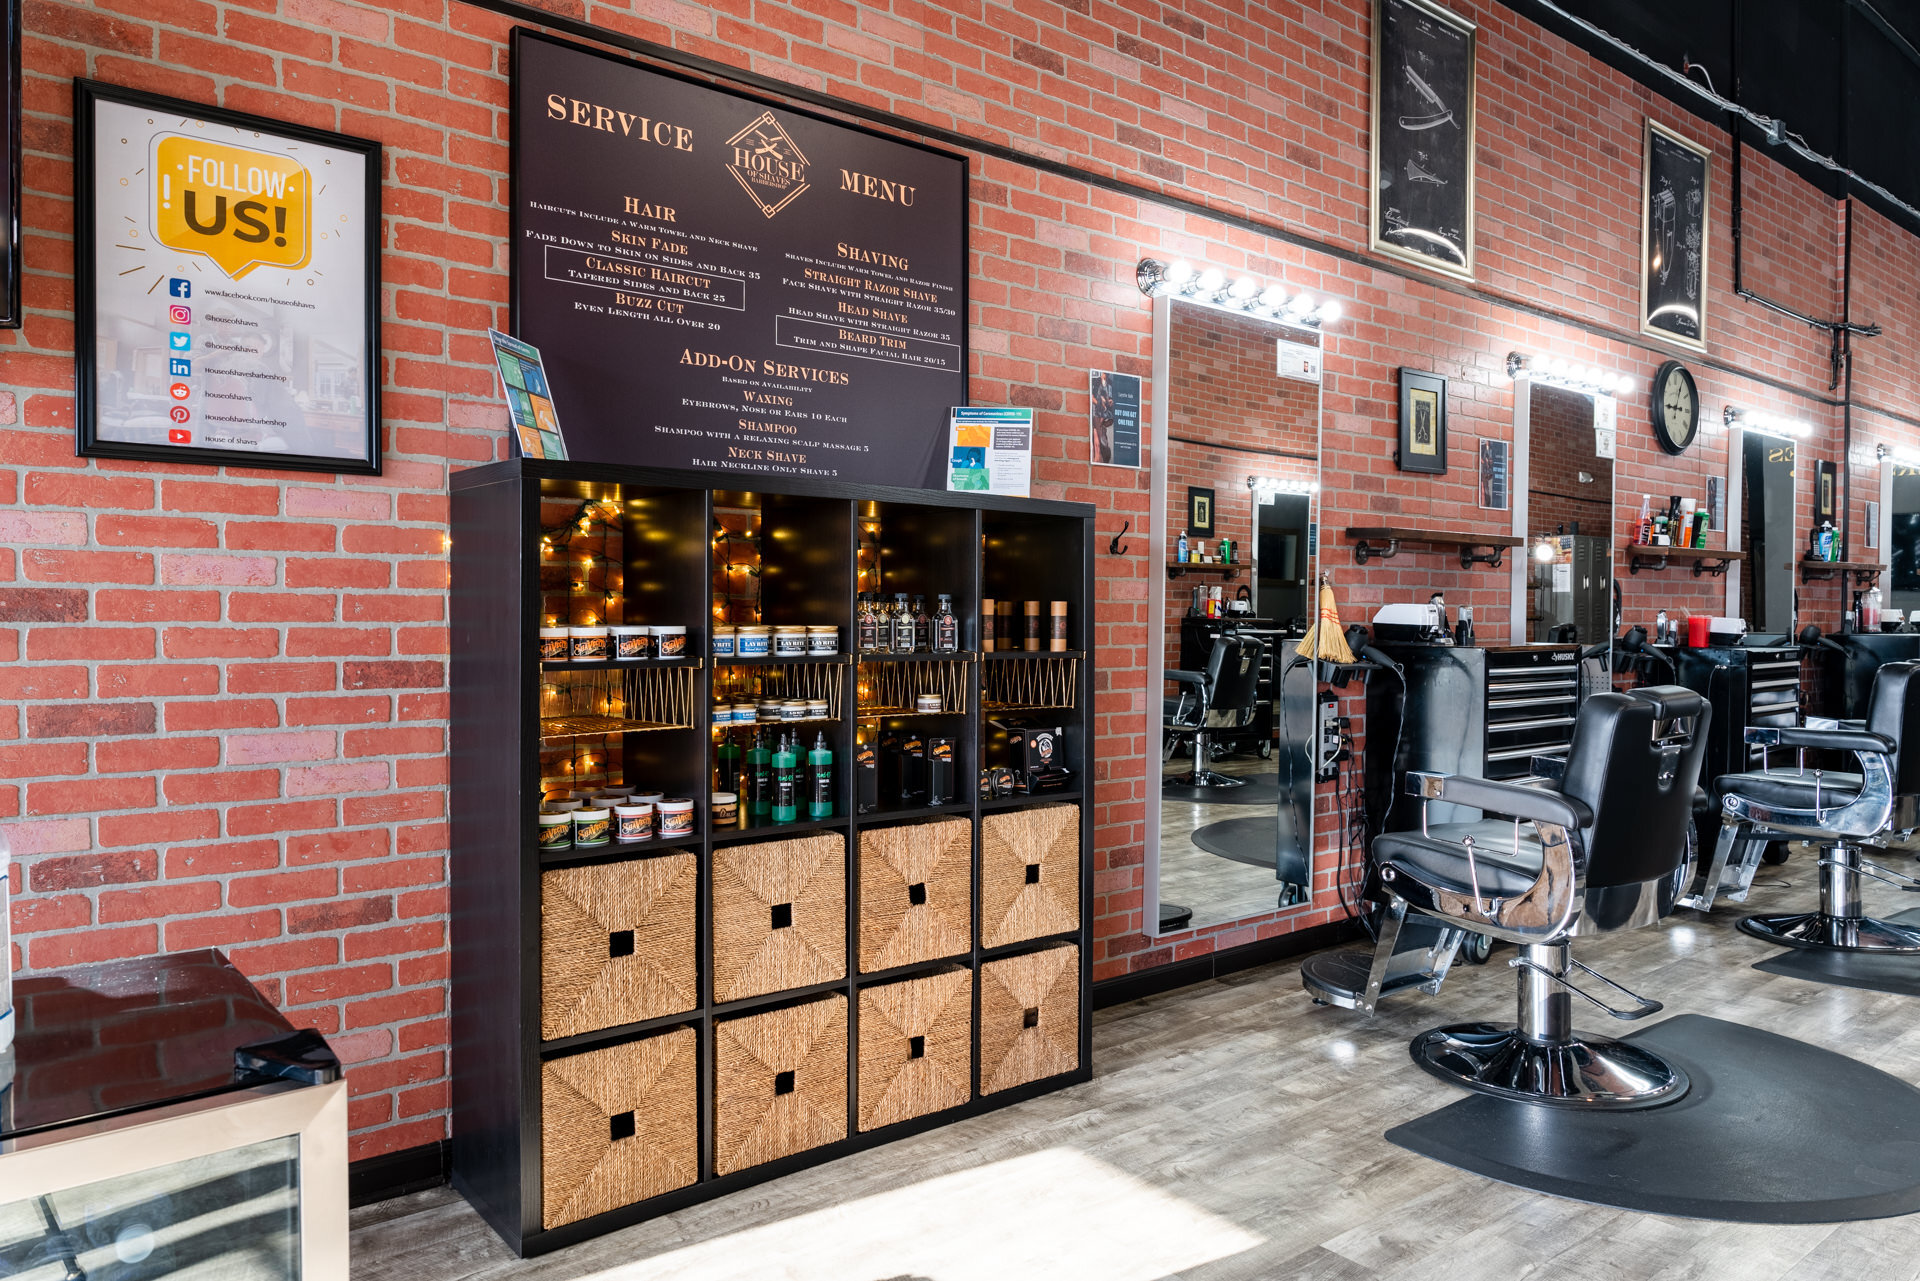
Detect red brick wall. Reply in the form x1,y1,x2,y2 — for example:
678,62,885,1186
3,0,1920,1161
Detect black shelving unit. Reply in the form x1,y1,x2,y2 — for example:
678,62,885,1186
451,458,1094,1257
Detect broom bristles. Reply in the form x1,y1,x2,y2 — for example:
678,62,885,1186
1296,580,1356,665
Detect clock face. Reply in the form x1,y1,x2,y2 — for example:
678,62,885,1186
1650,360,1699,455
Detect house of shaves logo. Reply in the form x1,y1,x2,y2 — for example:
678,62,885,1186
726,112,810,218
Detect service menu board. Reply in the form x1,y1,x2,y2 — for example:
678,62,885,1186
511,32,968,488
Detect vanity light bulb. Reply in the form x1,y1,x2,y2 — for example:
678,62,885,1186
1258,286,1287,311
1615,374,1635,395
1286,292,1314,316
1166,259,1195,285
1315,299,1342,324
1229,276,1258,300
1196,267,1225,293
1534,540,1557,563
1548,357,1570,377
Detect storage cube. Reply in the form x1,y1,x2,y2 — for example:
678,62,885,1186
857,967,973,1131
712,833,847,1002
859,817,972,973
540,1026,697,1229
980,804,1080,947
714,995,848,1175
541,852,697,1040
979,944,1079,1094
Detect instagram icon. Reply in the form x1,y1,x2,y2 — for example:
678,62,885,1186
168,304,191,325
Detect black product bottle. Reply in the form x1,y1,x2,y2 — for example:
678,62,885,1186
892,592,914,653
857,593,878,651
746,728,772,816
912,595,931,651
808,732,834,818
715,729,741,794
934,594,958,652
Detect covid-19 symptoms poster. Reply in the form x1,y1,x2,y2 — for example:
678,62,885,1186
76,82,381,473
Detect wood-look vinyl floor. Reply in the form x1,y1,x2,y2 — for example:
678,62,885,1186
353,853,1920,1280
1158,754,1288,927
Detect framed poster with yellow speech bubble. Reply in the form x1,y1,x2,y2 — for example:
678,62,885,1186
74,81,381,473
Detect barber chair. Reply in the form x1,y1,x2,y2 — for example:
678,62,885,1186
1705,660,1920,952
1163,633,1264,789
1305,687,1708,1108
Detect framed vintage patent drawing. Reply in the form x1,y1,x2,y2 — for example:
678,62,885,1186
1641,119,1710,352
74,80,382,473
1370,0,1477,280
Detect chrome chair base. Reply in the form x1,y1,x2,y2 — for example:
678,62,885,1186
1410,1022,1690,1110
1166,768,1246,789
1737,911,1920,953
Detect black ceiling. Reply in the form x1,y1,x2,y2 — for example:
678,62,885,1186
1499,0,1920,236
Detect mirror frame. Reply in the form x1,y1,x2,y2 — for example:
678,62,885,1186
1144,292,1326,938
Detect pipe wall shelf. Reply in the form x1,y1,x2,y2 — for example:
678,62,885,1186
1343,527,1522,569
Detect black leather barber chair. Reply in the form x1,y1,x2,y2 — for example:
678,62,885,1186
1305,687,1708,1108
1708,660,1920,952
1163,633,1264,789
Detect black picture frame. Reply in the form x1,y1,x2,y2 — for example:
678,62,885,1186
1187,486,1215,537
74,80,382,475
0,0,20,329
1370,0,1478,281
1816,459,1838,524
1396,369,1448,474
1641,119,1710,352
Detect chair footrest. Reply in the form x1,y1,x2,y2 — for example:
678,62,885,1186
1510,956,1662,1020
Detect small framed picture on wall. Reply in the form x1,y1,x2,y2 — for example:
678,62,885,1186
1816,459,1838,524
1187,486,1215,538
1396,369,1448,474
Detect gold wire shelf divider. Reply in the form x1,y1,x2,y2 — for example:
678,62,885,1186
539,665,697,741
857,659,971,717
980,655,1079,713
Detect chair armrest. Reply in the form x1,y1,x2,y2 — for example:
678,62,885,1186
1165,669,1205,687
1745,726,1893,755
1406,770,1594,830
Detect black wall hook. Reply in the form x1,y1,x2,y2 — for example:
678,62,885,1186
1109,520,1130,556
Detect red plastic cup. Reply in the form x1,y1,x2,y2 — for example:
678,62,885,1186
1687,615,1711,647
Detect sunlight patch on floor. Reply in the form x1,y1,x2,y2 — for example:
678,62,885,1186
575,1147,1263,1281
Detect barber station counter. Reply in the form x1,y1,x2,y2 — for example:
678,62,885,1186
1364,642,1581,833
1820,631,1920,720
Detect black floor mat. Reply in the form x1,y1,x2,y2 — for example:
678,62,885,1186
1161,776,1284,805
1751,906,1920,996
1190,816,1276,869
1386,1013,1920,1222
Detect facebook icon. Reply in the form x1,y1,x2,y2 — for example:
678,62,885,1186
169,358,191,378
168,278,190,298
168,332,190,352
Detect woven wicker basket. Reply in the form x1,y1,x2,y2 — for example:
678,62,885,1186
980,804,1080,947
541,853,697,1040
712,832,847,1003
857,967,972,1131
540,1026,698,1229
858,818,972,973
714,994,848,1175
979,944,1079,1094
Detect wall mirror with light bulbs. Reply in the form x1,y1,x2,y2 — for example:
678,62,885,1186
1137,259,1330,935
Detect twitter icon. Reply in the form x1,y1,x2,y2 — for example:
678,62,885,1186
169,332,190,352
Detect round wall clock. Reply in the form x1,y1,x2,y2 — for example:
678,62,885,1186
1650,360,1700,455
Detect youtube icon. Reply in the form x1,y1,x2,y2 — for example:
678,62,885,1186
167,427,191,444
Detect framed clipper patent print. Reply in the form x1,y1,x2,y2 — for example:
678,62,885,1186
1641,119,1710,352
74,81,382,473
1370,0,1477,280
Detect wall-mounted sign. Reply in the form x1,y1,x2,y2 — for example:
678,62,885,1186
948,406,1031,497
1089,370,1141,468
489,330,568,460
1641,119,1710,352
1370,0,1478,281
1275,337,1322,383
1593,394,1617,459
511,31,968,487
1478,437,1508,510
74,81,381,473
